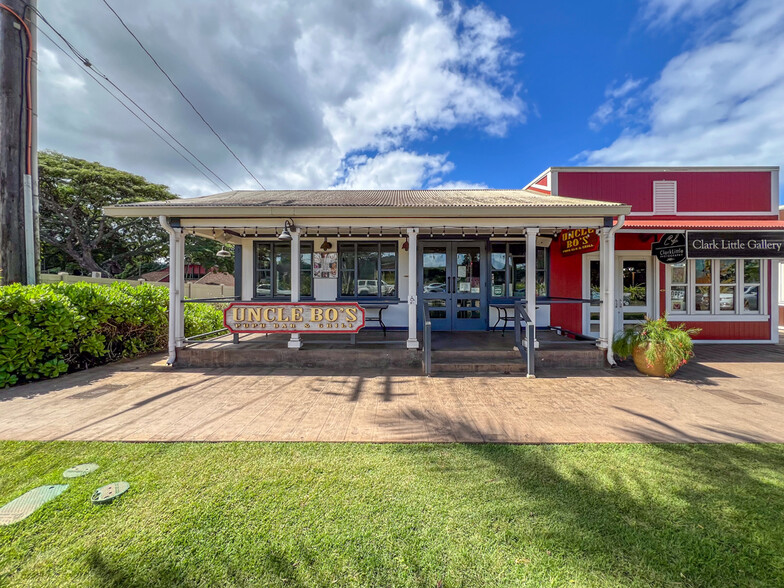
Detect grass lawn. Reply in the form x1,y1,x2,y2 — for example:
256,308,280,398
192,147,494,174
1,442,783,587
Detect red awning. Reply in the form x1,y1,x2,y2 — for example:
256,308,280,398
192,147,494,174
620,219,784,231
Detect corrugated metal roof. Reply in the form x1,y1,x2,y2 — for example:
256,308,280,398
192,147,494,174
112,189,626,209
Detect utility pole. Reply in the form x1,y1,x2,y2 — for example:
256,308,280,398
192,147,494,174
0,0,38,285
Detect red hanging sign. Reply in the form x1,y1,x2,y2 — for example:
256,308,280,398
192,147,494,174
559,229,600,256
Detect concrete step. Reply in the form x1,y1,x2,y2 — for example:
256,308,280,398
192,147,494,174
431,349,522,362
430,361,527,374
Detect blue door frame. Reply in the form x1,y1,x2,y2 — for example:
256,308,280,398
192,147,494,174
418,240,487,331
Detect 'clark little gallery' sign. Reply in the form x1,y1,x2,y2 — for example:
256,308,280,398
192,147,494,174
559,229,600,257
224,302,365,334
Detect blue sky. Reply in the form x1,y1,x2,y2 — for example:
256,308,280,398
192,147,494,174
38,0,784,202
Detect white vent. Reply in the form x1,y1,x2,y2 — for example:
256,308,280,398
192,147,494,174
653,181,677,214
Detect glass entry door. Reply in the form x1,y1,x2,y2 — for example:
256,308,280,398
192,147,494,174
616,256,651,332
420,241,486,331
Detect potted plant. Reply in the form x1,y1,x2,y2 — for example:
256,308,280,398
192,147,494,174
612,317,700,377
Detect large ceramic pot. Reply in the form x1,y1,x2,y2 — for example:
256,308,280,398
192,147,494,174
631,344,678,377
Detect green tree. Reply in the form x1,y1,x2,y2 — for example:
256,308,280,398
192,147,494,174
38,151,234,277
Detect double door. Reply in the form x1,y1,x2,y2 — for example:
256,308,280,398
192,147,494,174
420,241,486,331
584,254,652,336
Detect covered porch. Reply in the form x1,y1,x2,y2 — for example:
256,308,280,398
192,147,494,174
103,188,631,374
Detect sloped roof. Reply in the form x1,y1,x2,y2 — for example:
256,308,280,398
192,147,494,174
104,189,630,218
194,271,235,286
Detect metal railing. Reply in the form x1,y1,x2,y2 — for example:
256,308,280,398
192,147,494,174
513,300,536,378
181,296,239,344
423,306,432,376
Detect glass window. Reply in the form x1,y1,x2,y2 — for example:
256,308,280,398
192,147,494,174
743,260,760,312
669,258,763,316
669,261,687,313
254,242,313,298
489,243,548,299
339,243,397,298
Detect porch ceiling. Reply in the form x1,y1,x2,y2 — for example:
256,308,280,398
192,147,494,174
103,189,631,219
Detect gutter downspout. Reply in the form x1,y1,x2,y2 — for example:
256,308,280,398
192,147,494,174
159,216,177,365
606,214,626,366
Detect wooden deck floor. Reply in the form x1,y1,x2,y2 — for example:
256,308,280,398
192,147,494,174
1,344,784,444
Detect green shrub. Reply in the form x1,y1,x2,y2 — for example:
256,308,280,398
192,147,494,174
0,282,224,387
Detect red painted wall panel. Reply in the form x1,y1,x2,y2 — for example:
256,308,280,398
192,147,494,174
548,241,583,333
556,171,772,214
535,175,548,187
673,320,770,340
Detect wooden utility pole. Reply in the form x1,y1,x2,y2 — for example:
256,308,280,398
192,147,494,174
0,0,37,285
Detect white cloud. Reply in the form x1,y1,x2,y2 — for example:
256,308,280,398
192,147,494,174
333,150,454,189
581,0,784,180
642,0,738,26
37,0,523,196
589,77,645,130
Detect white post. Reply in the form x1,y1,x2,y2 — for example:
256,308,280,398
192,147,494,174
525,228,539,347
770,259,779,344
597,228,609,349
606,227,616,353
288,229,303,349
241,241,254,301
166,229,176,363
406,228,419,349
174,229,186,347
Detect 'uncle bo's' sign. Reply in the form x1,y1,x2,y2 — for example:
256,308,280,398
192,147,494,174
223,302,365,334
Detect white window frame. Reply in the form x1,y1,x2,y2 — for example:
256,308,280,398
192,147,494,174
665,258,768,321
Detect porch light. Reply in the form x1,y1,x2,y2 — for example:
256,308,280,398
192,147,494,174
278,220,294,241
320,237,333,251
216,246,231,258
402,236,409,251
461,227,465,237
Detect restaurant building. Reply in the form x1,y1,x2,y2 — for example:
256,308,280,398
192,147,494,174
104,166,783,370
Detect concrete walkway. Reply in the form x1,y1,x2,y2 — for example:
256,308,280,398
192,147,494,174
1,344,784,443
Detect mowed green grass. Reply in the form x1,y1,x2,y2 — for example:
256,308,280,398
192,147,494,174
1,442,783,587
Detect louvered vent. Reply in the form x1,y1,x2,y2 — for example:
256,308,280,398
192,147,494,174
653,181,677,214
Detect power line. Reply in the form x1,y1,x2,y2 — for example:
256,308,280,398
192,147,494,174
30,5,234,192
101,0,267,190
36,26,227,192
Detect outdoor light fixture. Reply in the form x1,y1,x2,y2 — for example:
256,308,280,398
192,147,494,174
337,228,341,237
402,236,409,251
278,220,294,241
461,227,465,237
366,227,370,238
490,227,495,237
429,227,433,238
320,237,333,251
216,246,231,258
399,228,403,238
505,227,509,237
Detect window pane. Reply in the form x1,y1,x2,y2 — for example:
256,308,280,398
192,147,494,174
341,271,355,296
256,244,271,297
423,246,447,293
719,260,736,284
590,260,601,302
536,270,547,296
300,245,312,297
719,286,735,311
670,286,686,312
357,244,379,296
426,299,447,319
695,286,711,311
671,262,686,284
744,260,760,284
274,244,291,296
490,245,507,297
744,286,759,312
695,259,711,284
536,247,546,271
380,244,396,270
381,270,396,297
512,260,525,297
622,260,647,306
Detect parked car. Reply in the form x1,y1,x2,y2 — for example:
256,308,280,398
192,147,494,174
424,282,446,292
357,279,394,296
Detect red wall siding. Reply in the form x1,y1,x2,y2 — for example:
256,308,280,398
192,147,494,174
535,175,548,187
548,241,583,333
675,320,770,340
556,171,772,214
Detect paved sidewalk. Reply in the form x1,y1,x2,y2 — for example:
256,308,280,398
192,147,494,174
1,345,783,443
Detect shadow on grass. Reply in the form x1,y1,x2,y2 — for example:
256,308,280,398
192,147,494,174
454,441,784,586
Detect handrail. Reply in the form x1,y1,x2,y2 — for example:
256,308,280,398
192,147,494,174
182,296,240,304
423,305,432,376
513,300,536,378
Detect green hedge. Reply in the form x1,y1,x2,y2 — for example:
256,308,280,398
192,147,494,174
0,282,224,388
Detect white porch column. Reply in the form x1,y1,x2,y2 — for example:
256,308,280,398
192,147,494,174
525,228,538,347
288,229,303,349
241,241,254,301
770,259,779,344
406,228,419,349
597,226,617,353
173,228,186,348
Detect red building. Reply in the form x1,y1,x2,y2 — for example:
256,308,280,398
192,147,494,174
528,167,781,343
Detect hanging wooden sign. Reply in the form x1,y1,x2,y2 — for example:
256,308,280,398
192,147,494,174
224,302,365,334
652,233,686,264
559,229,600,256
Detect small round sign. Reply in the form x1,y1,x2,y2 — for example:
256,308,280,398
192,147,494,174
91,482,130,505
63,463,99,478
